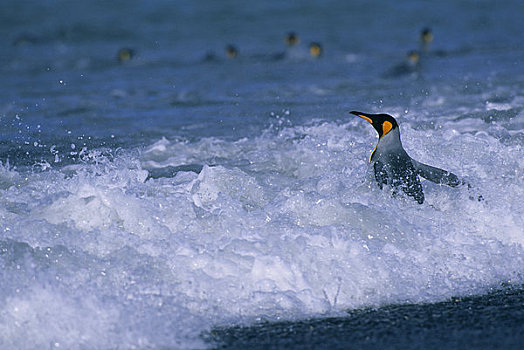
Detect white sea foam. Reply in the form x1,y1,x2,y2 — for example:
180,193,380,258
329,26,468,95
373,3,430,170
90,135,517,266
1,119,523,349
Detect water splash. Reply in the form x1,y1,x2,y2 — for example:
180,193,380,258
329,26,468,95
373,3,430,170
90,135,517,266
1,119,523,348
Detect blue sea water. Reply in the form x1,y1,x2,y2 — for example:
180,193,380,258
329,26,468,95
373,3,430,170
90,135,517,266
1,0,524,349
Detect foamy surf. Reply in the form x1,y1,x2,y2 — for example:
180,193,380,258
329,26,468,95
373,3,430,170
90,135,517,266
1,118,522,349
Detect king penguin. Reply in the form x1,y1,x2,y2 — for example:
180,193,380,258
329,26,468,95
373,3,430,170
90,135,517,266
351,111,461,204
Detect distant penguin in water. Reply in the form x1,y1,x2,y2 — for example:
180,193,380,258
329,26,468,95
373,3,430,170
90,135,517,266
351,111,461,204
418,27,447,57
273,32,308,60
309,42,323,58
419,27,434,53
383,50,420,78
285,32,300,47
117,48,135,64
225,44,238,59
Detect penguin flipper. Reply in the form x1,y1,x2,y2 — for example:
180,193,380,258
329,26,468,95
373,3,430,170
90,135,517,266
412,160,461,187
400,166,425,204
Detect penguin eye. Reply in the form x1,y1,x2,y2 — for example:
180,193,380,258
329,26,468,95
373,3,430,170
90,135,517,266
382,121,393,135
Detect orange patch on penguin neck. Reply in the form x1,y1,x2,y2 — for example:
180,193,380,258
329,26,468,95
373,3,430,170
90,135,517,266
382,121,393,136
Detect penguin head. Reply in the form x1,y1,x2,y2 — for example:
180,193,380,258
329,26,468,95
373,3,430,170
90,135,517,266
225,44,238,59
285,32,300,47
117,48,135,63
350,111,399,138
407,50,420,65
309,42,323,58
420,27,433,44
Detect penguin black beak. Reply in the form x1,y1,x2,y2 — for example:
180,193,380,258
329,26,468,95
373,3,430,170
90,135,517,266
350,111,373,124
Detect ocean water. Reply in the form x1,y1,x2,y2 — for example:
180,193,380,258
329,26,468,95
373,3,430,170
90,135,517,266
1,0,524,349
